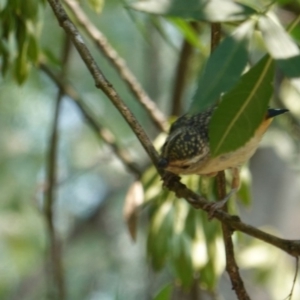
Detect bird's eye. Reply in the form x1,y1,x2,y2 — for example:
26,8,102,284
158,158,169,168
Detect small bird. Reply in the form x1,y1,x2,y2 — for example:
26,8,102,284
158,107,288,206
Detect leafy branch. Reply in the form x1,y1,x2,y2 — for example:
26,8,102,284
45,0,300,299
45,0,300,255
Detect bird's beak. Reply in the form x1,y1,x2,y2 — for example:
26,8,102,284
266,108,289,119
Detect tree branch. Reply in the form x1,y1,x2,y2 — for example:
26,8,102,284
64,0,168,132
216,172,250,300
164,175,300,257
44,36,70,300
40,63,142,178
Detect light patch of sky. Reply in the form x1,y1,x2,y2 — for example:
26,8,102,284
59,174,108,218
58,96,83,131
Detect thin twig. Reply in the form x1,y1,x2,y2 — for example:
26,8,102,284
47,0,160,168
171,21,198,116
64,0,168,132
211,22,250,300
164,175,300,256
216,172,250,300
285,257,299,300
40,63,142,178
44,36,71,300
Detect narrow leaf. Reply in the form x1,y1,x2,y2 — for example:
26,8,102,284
209,56,274,157
259,14,299,60
14,44,30,84
237,175,252,206
87,0,105,13
0,39,9,75
189,20,254,113
259,14,300,93
153,284,172,300
201,259,218,290
171,234,194,288
27,34,39,63
290,23,300,42
131,0,256,22
170,18,205,51
21,0,39,21
147,200,174,271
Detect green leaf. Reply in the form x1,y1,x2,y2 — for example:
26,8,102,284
14,43,30,84
20,0,39,21
171,234,194,288
131,0,256,22
27,34,39,63
276,55,300,78
147,200,174,271
189,20,254,113
0,39,9,75
87,0,105,13
237,175,252,206
153,284,172,300
15,18,27,51
200,259,218,290
209,56,274,157
184,208,197,238
170,18,205,51
42,48,61,67
290,22,300,42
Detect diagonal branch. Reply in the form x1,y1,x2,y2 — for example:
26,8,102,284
165,175,300,257
64,0,168,132
47,0,160,168
40,63,142,178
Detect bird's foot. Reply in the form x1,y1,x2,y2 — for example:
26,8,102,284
204,188,237,219
161,171,181,188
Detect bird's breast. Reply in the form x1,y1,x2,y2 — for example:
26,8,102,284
165,118,273,175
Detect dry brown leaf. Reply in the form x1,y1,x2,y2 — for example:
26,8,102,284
123,181,144,241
